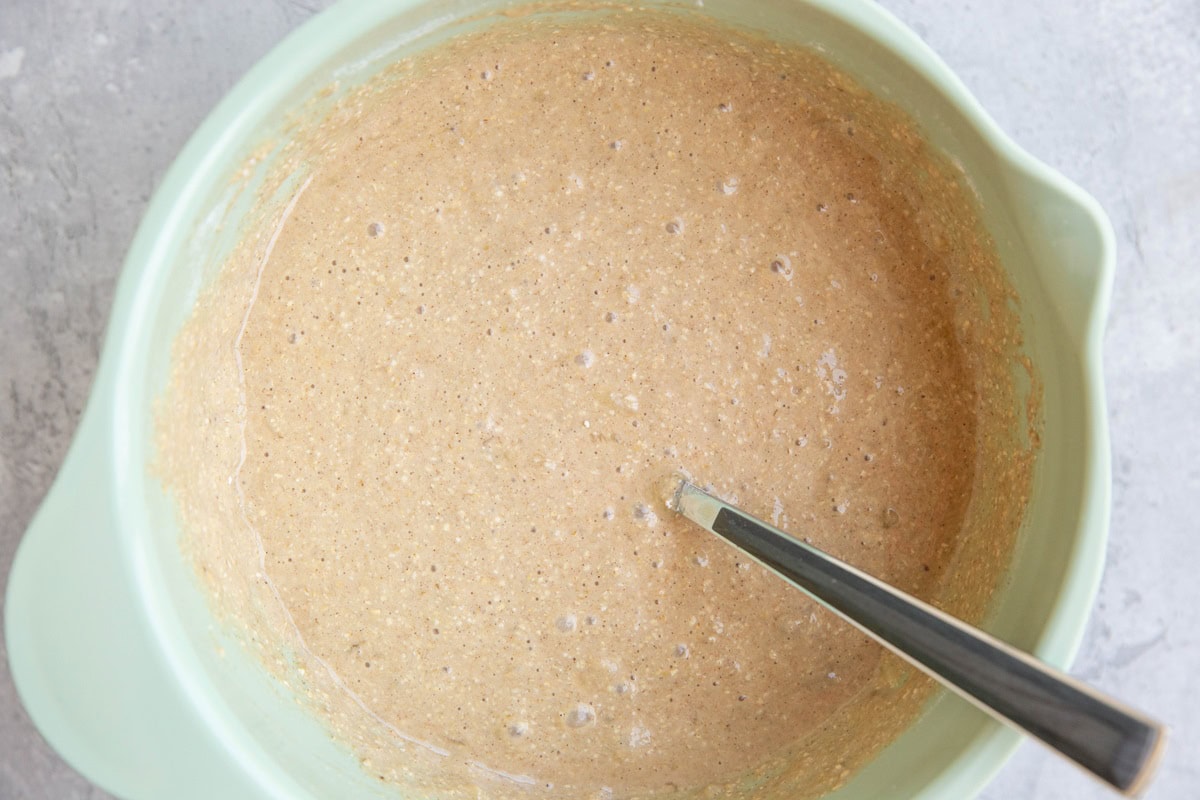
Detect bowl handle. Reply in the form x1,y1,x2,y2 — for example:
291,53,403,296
1002,160,1116,352
4,408,269,800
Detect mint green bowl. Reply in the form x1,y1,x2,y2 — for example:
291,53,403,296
5,1,1114,797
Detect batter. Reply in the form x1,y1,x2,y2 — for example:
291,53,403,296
159,7,1036,799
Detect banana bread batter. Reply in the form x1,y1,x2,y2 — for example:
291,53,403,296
160,7,1036,799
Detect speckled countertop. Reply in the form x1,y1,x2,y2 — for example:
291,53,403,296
1,2,1196,798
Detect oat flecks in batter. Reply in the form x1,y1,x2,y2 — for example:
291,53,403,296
160,8,1035,800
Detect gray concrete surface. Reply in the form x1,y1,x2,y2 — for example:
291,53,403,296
1,1,1196,797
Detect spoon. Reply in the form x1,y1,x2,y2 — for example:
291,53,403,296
666,478,1165,797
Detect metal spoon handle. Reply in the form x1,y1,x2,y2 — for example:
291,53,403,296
670,481,1165,796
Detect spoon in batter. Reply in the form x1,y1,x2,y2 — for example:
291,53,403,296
666,478,1165,797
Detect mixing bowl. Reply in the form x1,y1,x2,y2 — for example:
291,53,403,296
4,1,1115,797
